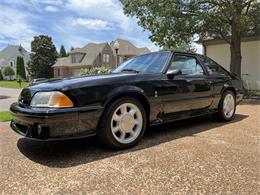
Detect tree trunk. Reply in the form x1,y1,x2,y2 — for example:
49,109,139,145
230,17,242,78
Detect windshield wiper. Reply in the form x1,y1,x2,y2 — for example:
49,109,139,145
121,69,140,73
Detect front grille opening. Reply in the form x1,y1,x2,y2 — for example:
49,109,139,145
15,123,29,135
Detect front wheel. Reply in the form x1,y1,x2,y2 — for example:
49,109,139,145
213,90,236,122
97,97,147,149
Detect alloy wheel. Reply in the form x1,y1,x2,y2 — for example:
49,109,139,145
111,103,143,144
223,94,235,118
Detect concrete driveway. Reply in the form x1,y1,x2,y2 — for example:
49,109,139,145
0,87,21,111
0,101,259,194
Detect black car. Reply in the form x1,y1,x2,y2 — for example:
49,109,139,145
10,51,244,149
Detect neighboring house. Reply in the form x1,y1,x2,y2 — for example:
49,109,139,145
197,31,260,90
0,45,30,80
53,38,151,78
53,42,115,78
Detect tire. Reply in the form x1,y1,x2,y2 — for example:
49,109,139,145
97,97,147,149
213,90,236,122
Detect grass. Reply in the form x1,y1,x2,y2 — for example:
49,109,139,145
0,80,29,88
0,111,12,122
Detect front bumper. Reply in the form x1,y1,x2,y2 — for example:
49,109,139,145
10,103,103,140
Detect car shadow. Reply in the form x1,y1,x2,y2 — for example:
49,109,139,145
0,95,10,99
17,113,249,168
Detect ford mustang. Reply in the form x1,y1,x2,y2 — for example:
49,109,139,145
10,51,244,149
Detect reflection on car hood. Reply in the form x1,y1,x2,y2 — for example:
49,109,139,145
28,73,137,91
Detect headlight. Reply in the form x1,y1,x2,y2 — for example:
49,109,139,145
30,91,74,108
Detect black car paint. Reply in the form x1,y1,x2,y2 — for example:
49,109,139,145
10,51,244,140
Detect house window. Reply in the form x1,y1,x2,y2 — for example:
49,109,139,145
10,61,14,67
103,54,110,63
71,53,84,63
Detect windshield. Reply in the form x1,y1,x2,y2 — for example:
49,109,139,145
113,52,170,74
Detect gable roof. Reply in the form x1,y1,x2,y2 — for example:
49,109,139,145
0,45,30,67
53,39,151,68
110,39,151,56
53,42,108,67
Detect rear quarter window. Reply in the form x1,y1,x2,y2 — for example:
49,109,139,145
199,55,230,77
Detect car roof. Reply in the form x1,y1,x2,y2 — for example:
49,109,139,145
139,50,201,57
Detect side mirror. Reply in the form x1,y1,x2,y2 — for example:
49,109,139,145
166,69,182,79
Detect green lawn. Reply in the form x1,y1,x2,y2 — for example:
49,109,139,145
0,111,12,122
0,81,29,88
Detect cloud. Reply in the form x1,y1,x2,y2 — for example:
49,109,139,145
71,18,111,30
66,0,115,11
63,0,158,50
65,0,132,32
0,4,38,50
0,0,159,52
45,5,59,12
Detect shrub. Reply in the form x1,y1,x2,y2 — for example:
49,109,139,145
3,66,15,80
80,66,112,76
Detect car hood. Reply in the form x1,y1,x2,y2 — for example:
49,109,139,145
28,73,139,92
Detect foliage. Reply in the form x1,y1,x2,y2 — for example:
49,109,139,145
0,111,12,122
0,70,3,80
80,66,112,76
0,81,29,88
16,56,26,81
121,0,260,77
27,35,58,79
162,40,196,52
59,44,68,57
3,66,15,80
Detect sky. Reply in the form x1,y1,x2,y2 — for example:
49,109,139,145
0,0,201,53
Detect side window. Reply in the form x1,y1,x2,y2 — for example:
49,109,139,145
199,55,229,76
168,55,204,75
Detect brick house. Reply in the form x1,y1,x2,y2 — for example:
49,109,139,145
53,39,150,78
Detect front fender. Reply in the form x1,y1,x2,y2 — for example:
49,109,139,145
103,85,148,106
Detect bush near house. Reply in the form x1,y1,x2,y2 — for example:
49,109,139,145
3,66,15,80
80,66,112,76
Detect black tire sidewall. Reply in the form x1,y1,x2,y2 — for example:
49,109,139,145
97,97,147,149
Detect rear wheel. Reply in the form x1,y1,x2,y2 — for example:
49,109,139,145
213,90,236,122
97,97,147,149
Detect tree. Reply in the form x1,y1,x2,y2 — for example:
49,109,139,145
16,56,26,80
59,44,67,57
0,69,3,80
162,39,196,52
27,35,58,79
3,66,15,80
121,0,260,78
70,46,75,51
